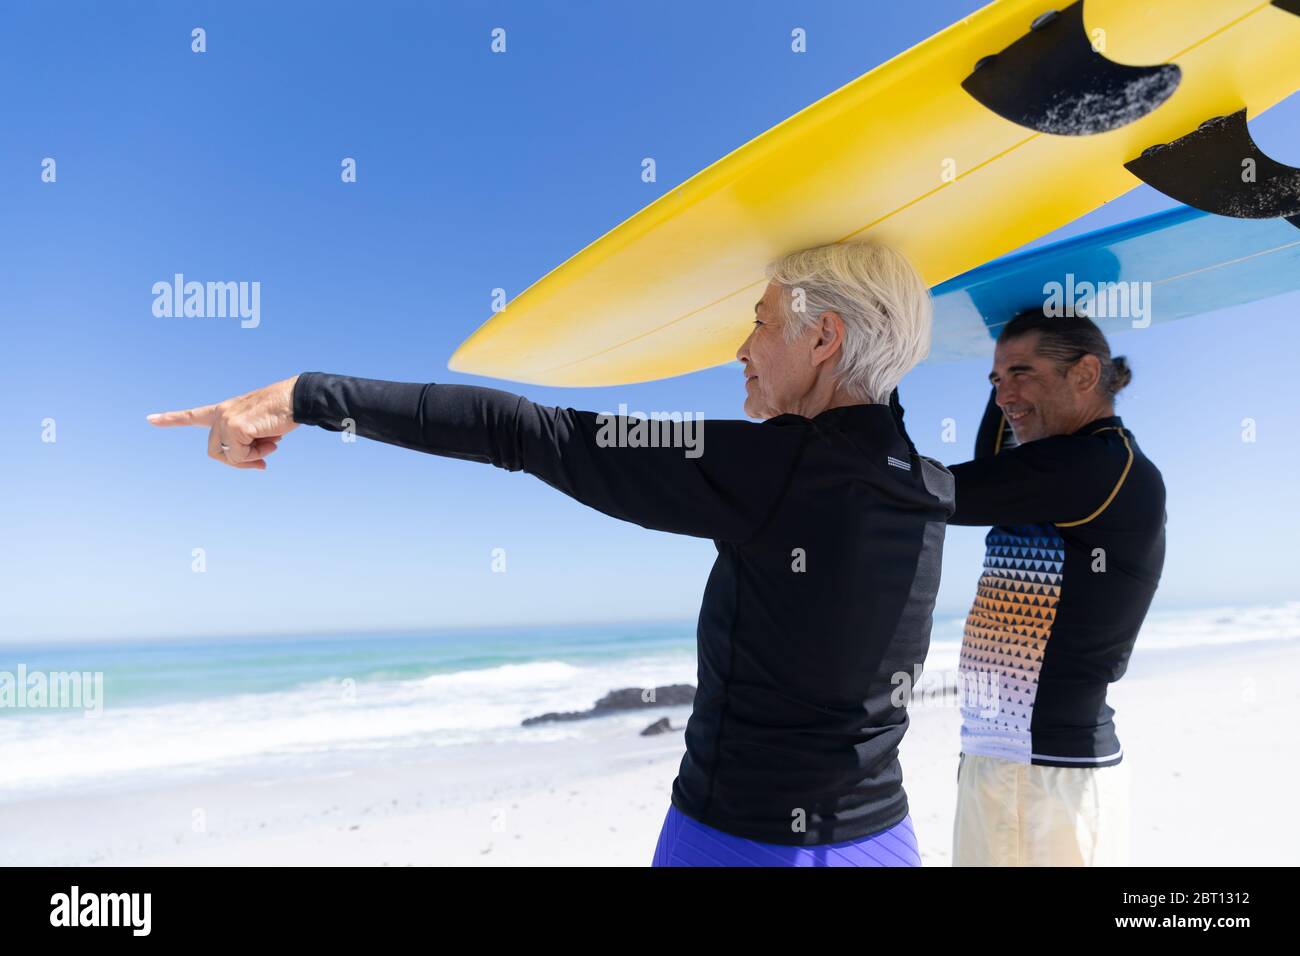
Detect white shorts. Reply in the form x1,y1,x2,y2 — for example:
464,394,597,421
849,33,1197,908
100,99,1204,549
952,752,1131,866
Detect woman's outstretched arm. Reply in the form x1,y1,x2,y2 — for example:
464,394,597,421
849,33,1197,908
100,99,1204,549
148,372,809,543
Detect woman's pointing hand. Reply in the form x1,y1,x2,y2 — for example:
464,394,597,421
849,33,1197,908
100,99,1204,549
147,375,301,470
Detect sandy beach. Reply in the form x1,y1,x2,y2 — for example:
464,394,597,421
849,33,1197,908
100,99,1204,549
3,633,1295,867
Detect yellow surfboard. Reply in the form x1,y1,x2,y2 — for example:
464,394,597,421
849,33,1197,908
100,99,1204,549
450,0,1300,386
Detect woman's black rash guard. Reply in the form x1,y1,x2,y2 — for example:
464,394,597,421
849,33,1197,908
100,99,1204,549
948,391,1166,768
293,372,955,845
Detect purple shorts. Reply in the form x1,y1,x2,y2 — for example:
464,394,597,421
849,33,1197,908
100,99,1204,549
651,803,921,867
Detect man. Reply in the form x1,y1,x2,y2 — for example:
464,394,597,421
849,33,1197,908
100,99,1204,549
947,310,1166,866
149,240,955,866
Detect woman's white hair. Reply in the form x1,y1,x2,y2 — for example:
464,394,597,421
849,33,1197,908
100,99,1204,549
765,241,932,404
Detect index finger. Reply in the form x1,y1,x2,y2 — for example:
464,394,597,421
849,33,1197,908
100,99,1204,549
147,404,220,427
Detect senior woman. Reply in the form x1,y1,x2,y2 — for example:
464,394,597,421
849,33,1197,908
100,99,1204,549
149,241,955,867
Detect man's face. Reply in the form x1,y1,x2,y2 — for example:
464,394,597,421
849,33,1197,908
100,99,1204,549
989,332,1090,443
735,281,817,419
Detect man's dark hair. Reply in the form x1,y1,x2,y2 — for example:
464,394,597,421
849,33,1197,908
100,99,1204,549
998,310,1131,399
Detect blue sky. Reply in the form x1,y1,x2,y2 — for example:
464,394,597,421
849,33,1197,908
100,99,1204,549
2,0,1297,642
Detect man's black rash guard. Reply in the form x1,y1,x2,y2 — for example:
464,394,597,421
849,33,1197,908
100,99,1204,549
948,390,1166,768
293,372,955,844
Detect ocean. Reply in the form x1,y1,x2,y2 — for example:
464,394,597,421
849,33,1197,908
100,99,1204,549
2,603,1297,800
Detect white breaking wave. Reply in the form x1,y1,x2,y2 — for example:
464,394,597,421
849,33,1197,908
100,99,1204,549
1127,601,1300,651
0,653,696,795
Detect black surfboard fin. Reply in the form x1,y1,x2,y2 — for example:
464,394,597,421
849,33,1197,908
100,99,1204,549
962,2,1181,136
1125,110,1300,229
1273,1,1300,18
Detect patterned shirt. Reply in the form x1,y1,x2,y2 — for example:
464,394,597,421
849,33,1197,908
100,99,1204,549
948,402,1166,767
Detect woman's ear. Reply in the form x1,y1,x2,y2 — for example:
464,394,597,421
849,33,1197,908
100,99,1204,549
812,310,845,366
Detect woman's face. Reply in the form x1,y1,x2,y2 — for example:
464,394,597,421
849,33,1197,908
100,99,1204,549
735,281,819,420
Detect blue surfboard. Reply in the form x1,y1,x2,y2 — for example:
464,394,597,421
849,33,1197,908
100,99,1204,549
928,206,1300,363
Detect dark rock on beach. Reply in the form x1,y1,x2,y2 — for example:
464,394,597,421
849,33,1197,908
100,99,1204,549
521,684,695,726
639,717,676,736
